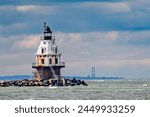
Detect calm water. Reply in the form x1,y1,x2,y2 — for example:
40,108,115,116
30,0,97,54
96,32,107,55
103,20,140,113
0,80,150,100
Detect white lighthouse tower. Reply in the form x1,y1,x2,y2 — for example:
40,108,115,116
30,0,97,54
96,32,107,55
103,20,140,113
32,22,65,80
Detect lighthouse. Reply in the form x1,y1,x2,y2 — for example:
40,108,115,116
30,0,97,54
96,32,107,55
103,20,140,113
32,22,65,80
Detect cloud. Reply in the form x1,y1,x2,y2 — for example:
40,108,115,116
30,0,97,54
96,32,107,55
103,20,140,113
116,30,150,46
1,30,150,78
82,2,131,14
53,31,150,70
16,5,58,15
104,31,118,41
0,0,128,5
129,0,150,13
0,64,32,75
64,58,150,77
13,34,40,49
0,5,16,11
67,58,150,69
0,23,29,35
0,0,150,33
0,34,29,54
16,5,36,12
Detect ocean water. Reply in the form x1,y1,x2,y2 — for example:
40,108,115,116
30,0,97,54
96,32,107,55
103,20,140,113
0,79,150,100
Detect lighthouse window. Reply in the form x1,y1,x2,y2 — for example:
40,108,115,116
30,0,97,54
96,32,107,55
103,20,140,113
41,59,44,64
49,59,52,64
55,58,58,64
55,48,57,53
41,48,44,54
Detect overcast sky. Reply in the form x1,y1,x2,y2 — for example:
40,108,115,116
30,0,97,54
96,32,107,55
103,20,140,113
0,0,150,79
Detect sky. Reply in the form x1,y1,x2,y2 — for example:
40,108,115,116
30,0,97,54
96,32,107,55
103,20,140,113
0,0,150,79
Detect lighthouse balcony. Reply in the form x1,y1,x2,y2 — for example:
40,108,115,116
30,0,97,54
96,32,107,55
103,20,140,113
32,62,65,68
51,62,65,67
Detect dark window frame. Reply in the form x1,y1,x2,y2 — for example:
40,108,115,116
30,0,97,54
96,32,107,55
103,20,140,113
41,59,44,64
41,48,44,54
49,58,52,64
55,58,58,64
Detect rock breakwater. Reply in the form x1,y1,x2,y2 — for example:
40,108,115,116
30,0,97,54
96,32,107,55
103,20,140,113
0,78,88,87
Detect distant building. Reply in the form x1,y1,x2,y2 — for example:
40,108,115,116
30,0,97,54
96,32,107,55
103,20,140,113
32,22,65,80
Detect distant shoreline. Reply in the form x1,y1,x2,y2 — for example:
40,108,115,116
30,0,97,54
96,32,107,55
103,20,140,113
0,75,124,81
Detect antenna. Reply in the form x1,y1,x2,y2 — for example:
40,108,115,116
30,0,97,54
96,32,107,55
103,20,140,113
92,67,95,78
44,22,47,32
